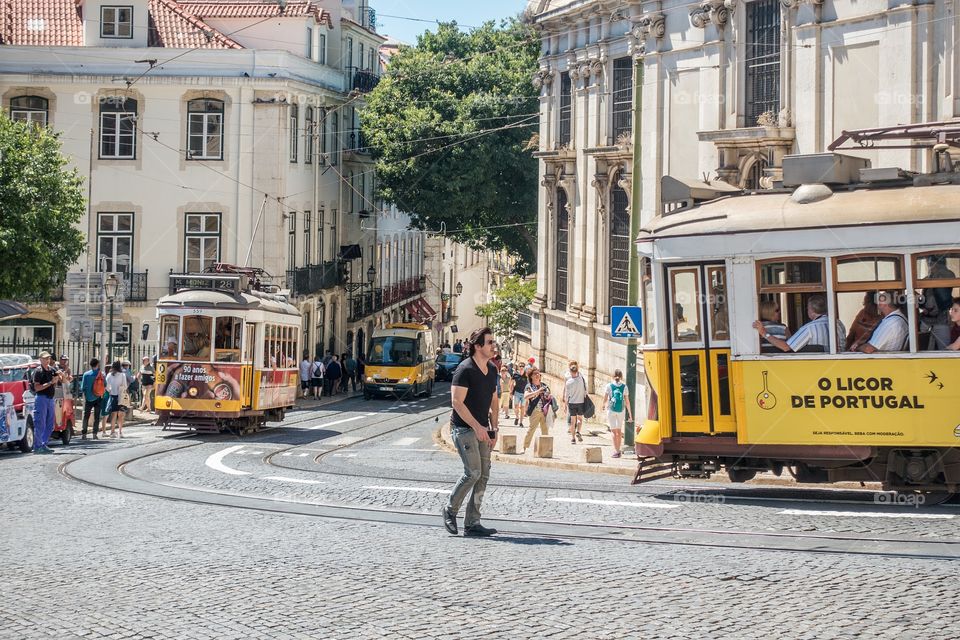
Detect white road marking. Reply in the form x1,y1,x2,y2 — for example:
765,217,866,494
204,445,250,476
363,485,450,494
547,497,679,510
779,509,954,520
333,453,358,458
263,476,324,485
307,415,367,431
238,450,264,456
324,436,363,446
391,437,419,447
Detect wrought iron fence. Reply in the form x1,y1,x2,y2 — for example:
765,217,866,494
351,69,380,93
286,261,345,297
124,271,149,302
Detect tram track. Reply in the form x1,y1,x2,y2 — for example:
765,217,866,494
57,393,960,561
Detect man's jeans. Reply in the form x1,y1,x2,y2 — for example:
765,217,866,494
82,399,102,436
34,394,55,449
447,426,492,529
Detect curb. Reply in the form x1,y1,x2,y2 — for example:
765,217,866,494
434,421,636,478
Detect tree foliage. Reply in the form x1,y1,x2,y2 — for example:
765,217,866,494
475,276,536,342
0,114,85,300
361,20,540,272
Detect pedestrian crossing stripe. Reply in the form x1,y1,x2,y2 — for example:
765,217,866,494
610,306,643,338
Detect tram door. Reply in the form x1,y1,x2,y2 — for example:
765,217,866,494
666,264,736,435
242,322,256,408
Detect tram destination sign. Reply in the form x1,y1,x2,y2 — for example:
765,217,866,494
170,274,242,294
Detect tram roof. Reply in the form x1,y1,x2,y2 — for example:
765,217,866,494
157,290,299,316
637,183,960,241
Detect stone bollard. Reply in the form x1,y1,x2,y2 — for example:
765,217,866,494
582,447,602,464
498,434,517,454
534,435,553,458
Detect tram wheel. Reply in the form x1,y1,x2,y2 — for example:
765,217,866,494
727,468,757,483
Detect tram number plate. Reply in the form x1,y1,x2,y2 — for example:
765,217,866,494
380,386,392,391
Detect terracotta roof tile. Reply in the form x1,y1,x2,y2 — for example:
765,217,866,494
0,0,84,46
179,0,332,26
148,0,243,48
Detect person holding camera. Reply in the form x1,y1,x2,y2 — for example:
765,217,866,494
31,351,62,454
442,327,500,538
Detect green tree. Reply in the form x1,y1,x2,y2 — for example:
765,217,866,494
0,113,85,299
361,20,539,271
475,276,536,343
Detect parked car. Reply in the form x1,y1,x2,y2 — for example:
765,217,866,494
0,388,33,453
434,352,464,382
0,361,74,448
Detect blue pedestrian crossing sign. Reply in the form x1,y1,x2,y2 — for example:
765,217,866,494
610,306,643,338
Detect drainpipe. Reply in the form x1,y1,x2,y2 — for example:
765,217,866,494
624,58,644,448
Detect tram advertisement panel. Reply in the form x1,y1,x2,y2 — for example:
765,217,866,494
253,369,297,410
155,362,243,411
735,359,960,447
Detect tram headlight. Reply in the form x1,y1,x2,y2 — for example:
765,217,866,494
366,376,374,382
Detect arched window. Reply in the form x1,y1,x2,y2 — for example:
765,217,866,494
555,188,569,311
187,98,224,160
743,155,768,190
10,96,48,126
99,97,137,159
304,106,314,164
609,178,630,308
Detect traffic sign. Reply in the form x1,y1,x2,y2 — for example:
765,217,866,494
610,306,643,339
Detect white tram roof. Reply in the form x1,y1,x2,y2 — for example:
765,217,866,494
637,183,960,259
157,290,300,316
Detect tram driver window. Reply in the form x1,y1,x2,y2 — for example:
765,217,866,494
182,315,212,361
159,315,180,359
834,255,907,353
214,317,242,362
914,252,960,350
671,269,701,343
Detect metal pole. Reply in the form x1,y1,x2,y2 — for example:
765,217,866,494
107,299,115,364
624,59,644,448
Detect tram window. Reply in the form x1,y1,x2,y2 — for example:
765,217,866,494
640,258,656,344
832,255,906,353
263,324,274,368
708,267,729,342
244,323,256,362
159,315,180,359
671,269,701,343
182,316,212,361
835,255,902,285
913,253,960,350
678,354,702,416
759,259,823,288
214,317,242,362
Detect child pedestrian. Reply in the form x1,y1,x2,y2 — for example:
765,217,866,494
602,369,633,458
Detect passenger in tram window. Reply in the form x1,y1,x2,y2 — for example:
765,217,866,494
845,292,882,351
942,298,960,350
752,295,844,353
757,300,790,352
919,257,956,349
853,291,908,353
182,317,211,359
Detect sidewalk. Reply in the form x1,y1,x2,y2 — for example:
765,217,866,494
435,411,638,478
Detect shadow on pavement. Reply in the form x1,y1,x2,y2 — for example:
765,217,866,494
474,535,573,546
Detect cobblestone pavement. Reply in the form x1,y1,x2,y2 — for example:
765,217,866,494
4,388,960,638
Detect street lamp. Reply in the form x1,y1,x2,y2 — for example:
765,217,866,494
366,264,376,284
455,281,463,296
104,273,120,363
441,281,464,302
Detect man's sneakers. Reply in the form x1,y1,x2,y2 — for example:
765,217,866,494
463,523,498,538
441,506,458,535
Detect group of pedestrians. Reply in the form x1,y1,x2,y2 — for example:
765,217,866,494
298,351,364,399
77,357,148,441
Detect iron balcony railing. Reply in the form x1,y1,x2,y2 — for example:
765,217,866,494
123,271,148,302
345,129,370,154
350,68,380,93
285,261,345,298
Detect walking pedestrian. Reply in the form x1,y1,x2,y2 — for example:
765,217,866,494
311,354,325,399
344,353,358,392
30,351,60,453
441,327,499,537
562,360,587,444
498,366,511,419
104,360,129,438
299,351,312,398
521,369,553,453
138,356,155,412
602,369,632,458
324,355,342,396
80,358,104,440
511,366,528,426
452,338,463,354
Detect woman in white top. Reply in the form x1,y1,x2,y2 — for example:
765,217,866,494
104,360,129,438
602,369,633,458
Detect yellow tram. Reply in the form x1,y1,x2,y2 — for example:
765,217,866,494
635,152,960,499
154,267,301,432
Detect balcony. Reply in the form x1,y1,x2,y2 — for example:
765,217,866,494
348,277,424,322
122,271,148,302
345,129,370,154
286,261,345,298
350,68,380,93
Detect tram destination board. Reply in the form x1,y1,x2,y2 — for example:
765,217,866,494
170,274,242,294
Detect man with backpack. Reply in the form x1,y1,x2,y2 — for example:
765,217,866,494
323,354,342,396
602,369,633,459
81,358,105,440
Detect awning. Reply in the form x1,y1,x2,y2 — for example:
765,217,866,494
418,298,437,320
0,300,28,322
403,300,424,323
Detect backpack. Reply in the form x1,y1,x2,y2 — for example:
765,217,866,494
92,371,105,397
609,382,625,413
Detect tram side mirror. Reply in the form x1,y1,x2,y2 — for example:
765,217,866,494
141,322,150,340
417,354,424,364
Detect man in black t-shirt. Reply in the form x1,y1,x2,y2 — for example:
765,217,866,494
31,351,62,454
442,327,500,537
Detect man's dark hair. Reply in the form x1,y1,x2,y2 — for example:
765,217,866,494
464,327,493,357
90,358,99,368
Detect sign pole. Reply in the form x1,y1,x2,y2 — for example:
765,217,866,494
624,58,644,448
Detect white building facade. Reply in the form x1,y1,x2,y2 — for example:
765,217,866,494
527,0,959,392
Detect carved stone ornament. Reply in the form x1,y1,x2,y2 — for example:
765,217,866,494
559,175,577,224
577,63,592,84
531,69,555,92
781,0,822,8
691,0,732,28
589,58,603,80
591,173,610,228
616,170,633,214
